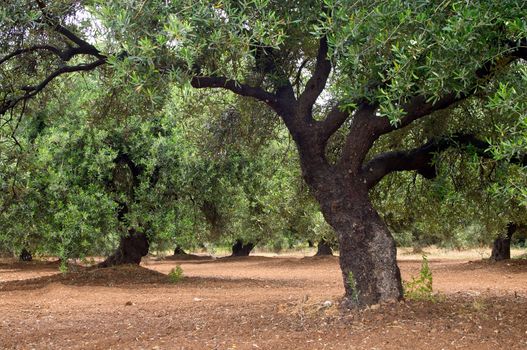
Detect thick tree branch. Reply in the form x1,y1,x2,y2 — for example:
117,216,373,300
337,103,378,172
23,58,107,94
371,38,527,137
329,37,527,178
362,134,527,189
35,0,102,58
363,138,448,189
190,76,282,110
375,93,467,136
316,102,351,142
328,40,527,175
0,45,63,65
297,37,331,113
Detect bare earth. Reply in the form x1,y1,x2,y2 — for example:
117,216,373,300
1,250,526,349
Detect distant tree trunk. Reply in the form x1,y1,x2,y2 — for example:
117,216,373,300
230,240,255,257
315,239,333,256
307,240,314,248
173,246,187,255
490,223,517,261
99,230,149,267
19,248,32,262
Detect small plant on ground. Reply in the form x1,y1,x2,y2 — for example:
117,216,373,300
59,259,69,274
403,254,435,301
168,265,184,283
346,271,360,305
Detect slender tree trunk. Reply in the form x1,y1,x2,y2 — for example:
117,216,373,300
316,181,403,307
315,239,333,256
99,230,149,267
230,240,255,257
490,223,517,261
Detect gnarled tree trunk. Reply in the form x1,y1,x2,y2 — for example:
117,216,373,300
19,248,32,262
315,239,333,256
173,246,187,255
490,223,517,261
230,240,255,257
316,182,402,307
99,230,149,267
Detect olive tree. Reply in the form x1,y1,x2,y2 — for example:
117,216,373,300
2,0,527,306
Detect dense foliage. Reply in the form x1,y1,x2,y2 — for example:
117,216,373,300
0,74,333,259
1,0,526,306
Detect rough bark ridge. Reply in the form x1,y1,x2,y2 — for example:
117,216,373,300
315,239,333,256
231,240,255,257
490,223,517,261
99,230,149,267
315,179,402,306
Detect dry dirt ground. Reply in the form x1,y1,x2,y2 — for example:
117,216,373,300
1,251,527,349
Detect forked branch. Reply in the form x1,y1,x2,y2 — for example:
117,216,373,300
0,1,106,116
298,36,331,113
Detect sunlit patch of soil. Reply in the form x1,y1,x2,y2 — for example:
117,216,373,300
1,255,526,349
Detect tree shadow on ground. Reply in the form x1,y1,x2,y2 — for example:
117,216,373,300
0,264,304,292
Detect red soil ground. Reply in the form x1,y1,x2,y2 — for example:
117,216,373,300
1,255,526,349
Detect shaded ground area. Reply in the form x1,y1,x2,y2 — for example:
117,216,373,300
1,254,526,349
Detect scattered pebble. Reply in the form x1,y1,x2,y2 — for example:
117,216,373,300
322,300,333,308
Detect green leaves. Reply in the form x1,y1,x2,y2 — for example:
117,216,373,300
316,0,527,120
403,255,436,301
486,69,527,207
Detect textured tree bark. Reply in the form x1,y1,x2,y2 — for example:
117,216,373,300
230,240,255,257
316,182,403,307
98,230,149,267
490,223,517,261
315,239,333,256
